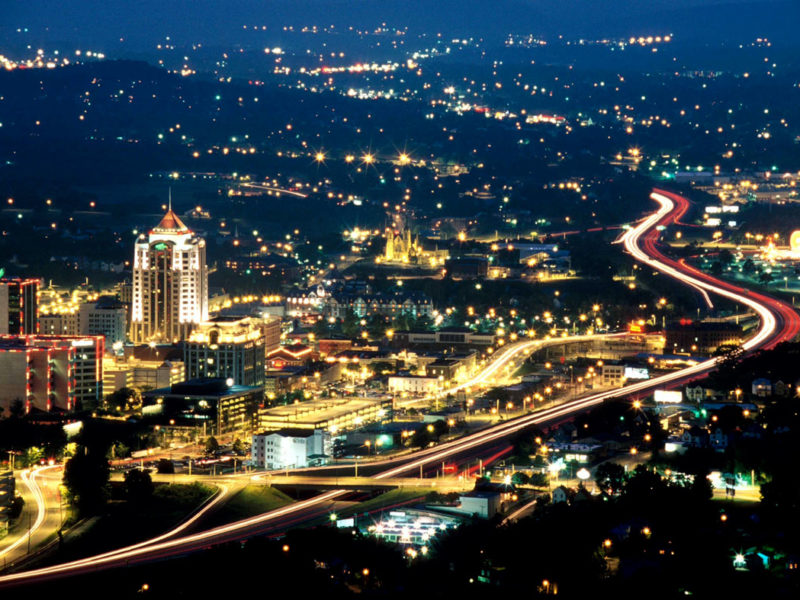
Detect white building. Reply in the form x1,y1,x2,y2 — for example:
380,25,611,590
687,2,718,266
387,375,440,395
131,207,208,343
40,299,127,346
250,429,330,469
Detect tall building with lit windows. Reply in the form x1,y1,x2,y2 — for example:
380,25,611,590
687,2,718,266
130,207,208,343
0,278,40,334
184,316,266,386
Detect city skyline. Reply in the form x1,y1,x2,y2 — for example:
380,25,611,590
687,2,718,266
0,1,799,597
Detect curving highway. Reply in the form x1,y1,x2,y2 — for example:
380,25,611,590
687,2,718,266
1,188,797,587
0,467,53,564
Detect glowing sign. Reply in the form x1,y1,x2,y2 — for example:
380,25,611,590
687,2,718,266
654,390,682,404
791,231,800,253
624,367,650,380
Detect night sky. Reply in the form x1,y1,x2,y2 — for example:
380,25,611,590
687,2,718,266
3,0,798,49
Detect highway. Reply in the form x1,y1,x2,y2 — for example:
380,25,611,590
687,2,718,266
392,331,631,408
1,188,797,587
0,466,62,569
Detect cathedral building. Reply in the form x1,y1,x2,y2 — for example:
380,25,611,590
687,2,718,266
381,227,449,266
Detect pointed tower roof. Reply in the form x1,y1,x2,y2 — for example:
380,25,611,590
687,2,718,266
151,208,190,234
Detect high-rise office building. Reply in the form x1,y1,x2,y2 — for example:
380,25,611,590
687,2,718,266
130,207,208,343
0,278,39,334
184,316,266,386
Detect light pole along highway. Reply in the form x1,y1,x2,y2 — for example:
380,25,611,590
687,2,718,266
1,188,798,587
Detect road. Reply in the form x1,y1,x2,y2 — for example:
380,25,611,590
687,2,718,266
0,466,63,570
392,331,631,408
1,188,797,587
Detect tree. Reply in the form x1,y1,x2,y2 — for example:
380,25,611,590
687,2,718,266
204,436,220,456
109,441,131,460
410,428,431,448
63,446,110,516
621,465,666,503
312,317,331,337
124,468,154,504
689,467,713,503
8,496,24,520
341,309,359,338
718,249,734,265
232,438,247,455
156,458,175,474
529,472,549,488
431,419,450,440
511,472,530,486
106,387,140,412
761,470,800,515
594,462,626,495
21,446,43,468
759,271,773,285
9,399,24,419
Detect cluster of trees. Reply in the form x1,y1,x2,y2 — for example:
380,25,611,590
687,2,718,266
408,419,450,448
311,309,431,340
0,400,68,466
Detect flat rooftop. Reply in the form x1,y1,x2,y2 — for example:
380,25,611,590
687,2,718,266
260,397,391,424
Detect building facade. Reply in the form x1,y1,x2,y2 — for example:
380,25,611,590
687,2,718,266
0,278,39,335
325,291,434,320
131,208,208,343
103,358,185,395
40,297,127,347
0,334,103,413
665,321,743,355
142,378,262,436
387,375,440,395
257,397,393,434
250,429,330,469
184,316,266,386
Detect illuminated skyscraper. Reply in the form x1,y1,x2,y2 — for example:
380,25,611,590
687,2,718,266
130,206,208,343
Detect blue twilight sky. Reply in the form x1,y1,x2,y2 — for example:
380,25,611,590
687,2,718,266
2,1,796,48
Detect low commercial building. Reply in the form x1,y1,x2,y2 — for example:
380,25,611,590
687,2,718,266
665,320,743,355
257,397,393,434
426,352,477,381
445,257,488,279
142,378,263,436
250,428,330,469
387,375,440,395
103,358,185,395
457,491,502,519
267,344,314,369
317,337,353,357
601,362,625,387
393,328,494,347
366,509,461,545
